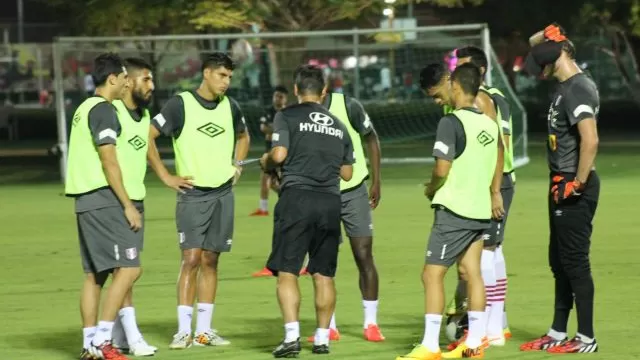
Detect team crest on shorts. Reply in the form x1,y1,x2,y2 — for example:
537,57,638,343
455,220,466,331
125,247,138,260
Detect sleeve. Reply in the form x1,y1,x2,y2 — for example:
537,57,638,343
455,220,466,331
345,97,374,136
494,96,512,136
342,129,355,165
271,112,289,149
432,115,458,161
88,103,121,146
151,96,184,137
229,97,248,134
565,82,600,126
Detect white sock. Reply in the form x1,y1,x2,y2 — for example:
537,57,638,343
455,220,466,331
503,311,509,329
576,332,594,344
465,311,486,349
363,300,378,328
547,328,567,341
259,199,268,211
314,328,330,346
329,313,337,330
92,321,114,346
285,321,300,342
487,298,505,338
119,307,143,344
420,314,442,353
196,303,214,334
83,327,96,349
177,305,193,334
494,246,508,329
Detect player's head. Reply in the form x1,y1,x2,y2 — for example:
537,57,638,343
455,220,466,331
124,57,154,108
455,46,488,76
272,85,288,109
202,52,234,97
293,65,326,101
524,24,576,79
420,63,451,106
449,63,482,108
92,52,127,99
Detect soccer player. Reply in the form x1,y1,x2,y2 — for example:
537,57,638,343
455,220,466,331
303,88,383,342
261,64,354,358
65,53,139,360
453,45,516,342
147,52,250,349
519,25,601,354
249,85,289,217
397,63,503,360
419,62,507,347
108,57,157,357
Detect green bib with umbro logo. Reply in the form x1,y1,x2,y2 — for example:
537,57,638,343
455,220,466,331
113,99,150,201
173,91,235,188
432,109,499,220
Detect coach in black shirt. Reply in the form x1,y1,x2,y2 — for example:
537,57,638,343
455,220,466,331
260,64,355,358
520,24,600,354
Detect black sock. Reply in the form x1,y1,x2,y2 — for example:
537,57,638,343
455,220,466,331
551,272,573,334
571,274,595,339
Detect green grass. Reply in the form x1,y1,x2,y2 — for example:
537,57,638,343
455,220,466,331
1,141,639,360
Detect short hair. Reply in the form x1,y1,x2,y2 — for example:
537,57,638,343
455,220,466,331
201,52,234,72
419,63,447,90
92,52,124,87
456,46,488,73
562,39,576,59
273,85,288,94
124,57,153,73
293,65,325,96
450,62,482,97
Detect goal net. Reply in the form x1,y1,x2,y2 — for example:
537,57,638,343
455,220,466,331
52,24,529,180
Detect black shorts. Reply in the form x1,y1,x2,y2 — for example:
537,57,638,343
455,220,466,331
548,171,600,275
266,188,341,277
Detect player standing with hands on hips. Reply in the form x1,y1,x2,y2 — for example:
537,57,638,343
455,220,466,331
520,24,601,354
65,53,141,360
260,64,354,358
147,53,250,349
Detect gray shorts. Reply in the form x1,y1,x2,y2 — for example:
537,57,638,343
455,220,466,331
483,182,515,247
176,191,234,253
77,206,144,274
426,208,488,267
341,184,373,238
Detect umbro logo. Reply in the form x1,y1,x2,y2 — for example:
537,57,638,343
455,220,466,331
476,130,495,146
128,135,147,150
197,122,225,138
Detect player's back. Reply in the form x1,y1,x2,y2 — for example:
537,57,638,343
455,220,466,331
278,102,350,195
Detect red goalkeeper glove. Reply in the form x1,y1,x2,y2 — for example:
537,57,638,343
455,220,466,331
550,175,585,204
544,23,568,42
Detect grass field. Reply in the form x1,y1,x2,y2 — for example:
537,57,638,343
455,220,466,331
1,140,638,360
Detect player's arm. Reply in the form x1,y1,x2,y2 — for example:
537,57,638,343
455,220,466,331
340,127,355,181
568,86,599,185
231,99,250,164
262,112,288,171
476,92,504,193
497,96,512,152
347,97,381,208
148,97,193,192
425,116,457,200
89,104,141,230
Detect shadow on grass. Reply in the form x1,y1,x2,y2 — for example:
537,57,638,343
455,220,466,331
4,327,79,358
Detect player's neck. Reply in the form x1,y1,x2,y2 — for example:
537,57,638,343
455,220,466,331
122,96,138,111
298,95,321,104
94,88,115,103
196,85,219,101
554,60,582,82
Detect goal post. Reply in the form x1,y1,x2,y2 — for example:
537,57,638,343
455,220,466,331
52,23,529,182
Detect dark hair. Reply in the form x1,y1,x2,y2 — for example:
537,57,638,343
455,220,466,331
562,39,576,59
92,52,124,87
419,63,447,90
124,57,153,73
293,65,325,96
273,85,288,94
450,63,482,97
201,52,234,72
456,46,488,74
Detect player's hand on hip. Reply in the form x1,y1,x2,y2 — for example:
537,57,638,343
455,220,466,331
163,174,194,193
551,175,584,204
233,165,243,185
369,181,381,209
124,205,142,232
491,191,505,220
424,181,435,201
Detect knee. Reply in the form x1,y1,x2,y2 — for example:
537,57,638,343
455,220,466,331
351,238,374,266
560,255,591,280
457,266,469,282
201,251,220,271
181,253,202,271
